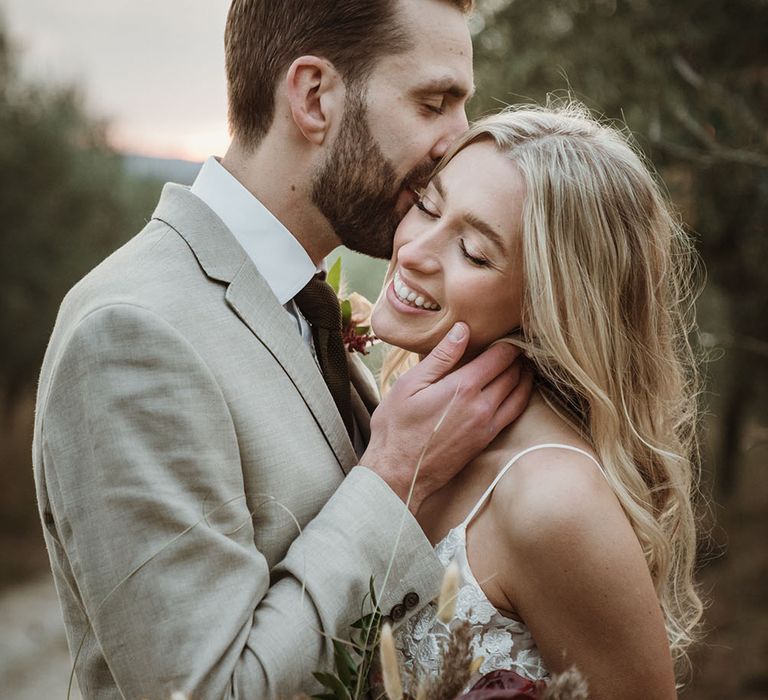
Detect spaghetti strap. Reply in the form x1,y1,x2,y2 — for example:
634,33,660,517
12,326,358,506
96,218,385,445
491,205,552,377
459,443,604,530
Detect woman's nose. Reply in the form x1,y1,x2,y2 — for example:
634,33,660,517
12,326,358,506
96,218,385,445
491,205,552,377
396,228,442,274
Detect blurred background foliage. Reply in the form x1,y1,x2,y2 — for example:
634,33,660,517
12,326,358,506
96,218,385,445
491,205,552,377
0,32,159,410
0,2,766,697
0,18,161,583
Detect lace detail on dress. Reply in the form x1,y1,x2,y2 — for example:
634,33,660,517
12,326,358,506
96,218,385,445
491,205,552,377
396,444,604,692
395,524,549,690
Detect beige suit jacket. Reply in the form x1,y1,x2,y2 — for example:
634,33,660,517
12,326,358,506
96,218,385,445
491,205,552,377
32,184,443,699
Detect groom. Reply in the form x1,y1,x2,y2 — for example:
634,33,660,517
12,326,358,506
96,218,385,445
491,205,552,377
32,1,528,697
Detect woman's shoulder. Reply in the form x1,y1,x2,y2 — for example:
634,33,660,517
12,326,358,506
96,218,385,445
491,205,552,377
489,443,629,554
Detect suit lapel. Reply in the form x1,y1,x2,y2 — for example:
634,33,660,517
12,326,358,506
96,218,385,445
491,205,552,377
225,264,358,472
348,353,380,413
347,352,381,448
349,384,371,446
152,184,358,474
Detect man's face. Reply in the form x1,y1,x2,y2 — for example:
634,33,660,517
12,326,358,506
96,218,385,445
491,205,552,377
311,0,474,259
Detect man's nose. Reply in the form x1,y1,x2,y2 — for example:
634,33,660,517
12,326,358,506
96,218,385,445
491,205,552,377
429,108,470,160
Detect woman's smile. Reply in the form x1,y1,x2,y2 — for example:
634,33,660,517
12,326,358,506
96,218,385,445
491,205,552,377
392,270,442,310
384,277,440,317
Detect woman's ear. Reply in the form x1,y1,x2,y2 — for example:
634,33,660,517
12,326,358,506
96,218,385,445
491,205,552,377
285,56,343,146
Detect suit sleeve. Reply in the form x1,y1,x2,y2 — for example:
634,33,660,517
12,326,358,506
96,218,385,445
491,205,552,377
39,303,443,699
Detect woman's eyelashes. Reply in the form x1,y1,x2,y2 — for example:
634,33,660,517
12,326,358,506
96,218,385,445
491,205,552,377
414,196,492,268
415,195,439,218
459,239,491,267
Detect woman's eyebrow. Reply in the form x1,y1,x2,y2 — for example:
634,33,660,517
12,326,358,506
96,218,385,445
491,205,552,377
433,174,507,255
465,212,507,254
432,173,446,199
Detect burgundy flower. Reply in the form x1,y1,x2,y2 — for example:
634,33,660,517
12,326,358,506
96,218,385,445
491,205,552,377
343,324,377,355
461,669,548,699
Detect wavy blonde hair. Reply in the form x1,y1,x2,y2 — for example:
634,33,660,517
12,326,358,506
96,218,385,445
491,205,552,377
379,103,704,675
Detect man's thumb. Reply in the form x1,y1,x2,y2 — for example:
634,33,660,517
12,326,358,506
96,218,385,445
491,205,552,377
412,322,469,388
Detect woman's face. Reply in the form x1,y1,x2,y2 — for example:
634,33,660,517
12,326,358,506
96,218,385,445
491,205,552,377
371,141,526,357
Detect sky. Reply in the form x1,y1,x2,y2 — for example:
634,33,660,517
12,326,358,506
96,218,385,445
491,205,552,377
2,0,231,160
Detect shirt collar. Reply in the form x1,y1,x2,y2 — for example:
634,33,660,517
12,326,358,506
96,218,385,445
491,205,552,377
190,156,317,304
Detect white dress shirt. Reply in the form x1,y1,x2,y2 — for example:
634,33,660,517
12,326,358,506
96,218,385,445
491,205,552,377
190,156,317,348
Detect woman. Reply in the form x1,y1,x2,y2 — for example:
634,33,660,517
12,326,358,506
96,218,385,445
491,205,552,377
370,104,703,699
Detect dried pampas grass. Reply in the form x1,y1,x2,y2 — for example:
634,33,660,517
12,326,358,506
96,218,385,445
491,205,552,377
541,667,590,700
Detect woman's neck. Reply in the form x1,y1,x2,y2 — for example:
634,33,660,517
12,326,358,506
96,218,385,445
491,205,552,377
478,389,591,468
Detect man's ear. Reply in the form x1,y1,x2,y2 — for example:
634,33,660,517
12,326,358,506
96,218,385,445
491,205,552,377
285,56,343,146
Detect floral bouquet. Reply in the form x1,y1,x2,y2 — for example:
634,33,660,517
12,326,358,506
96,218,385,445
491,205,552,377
310,566,589,700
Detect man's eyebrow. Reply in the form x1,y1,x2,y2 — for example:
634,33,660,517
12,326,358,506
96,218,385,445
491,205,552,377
432,174,507,254
412,76,476,100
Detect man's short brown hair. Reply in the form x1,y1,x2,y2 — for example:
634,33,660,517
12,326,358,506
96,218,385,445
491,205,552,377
225,0,474,149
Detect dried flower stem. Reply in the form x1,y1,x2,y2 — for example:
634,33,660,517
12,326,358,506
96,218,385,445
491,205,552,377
542,666,590,700
436,561,460,624
380,622,403,700
426,620,474,700
468,656,484,675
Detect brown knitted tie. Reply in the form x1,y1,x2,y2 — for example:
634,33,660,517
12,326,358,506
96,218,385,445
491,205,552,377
295,274,354,438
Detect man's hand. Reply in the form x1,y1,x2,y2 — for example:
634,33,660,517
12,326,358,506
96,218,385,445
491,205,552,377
360,322,533,513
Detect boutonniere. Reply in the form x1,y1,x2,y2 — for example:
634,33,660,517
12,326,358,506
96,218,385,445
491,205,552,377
327,257,378,355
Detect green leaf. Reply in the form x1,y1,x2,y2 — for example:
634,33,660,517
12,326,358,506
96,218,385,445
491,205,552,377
359,591,371,619
357,612,382,651
341,299,352,326
333,640,357,687
351,611,378,630
312,671,352,700
355,326,370,336
327,256,342,294
314,576,383,699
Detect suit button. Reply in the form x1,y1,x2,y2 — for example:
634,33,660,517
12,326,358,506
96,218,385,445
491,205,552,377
389,603,406,622
404,592,420,610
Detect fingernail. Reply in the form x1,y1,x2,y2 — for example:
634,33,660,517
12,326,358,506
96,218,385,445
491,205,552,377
448,323,466,342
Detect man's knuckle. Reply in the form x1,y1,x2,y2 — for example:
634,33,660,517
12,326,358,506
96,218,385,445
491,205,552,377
431,346,454,365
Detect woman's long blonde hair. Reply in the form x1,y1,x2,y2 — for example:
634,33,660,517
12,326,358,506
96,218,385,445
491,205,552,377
380,102,704,675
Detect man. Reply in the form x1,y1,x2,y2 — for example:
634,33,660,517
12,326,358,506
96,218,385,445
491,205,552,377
32,1,529,697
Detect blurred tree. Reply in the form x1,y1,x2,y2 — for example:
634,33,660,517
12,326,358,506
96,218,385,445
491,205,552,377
472,0,768,495
0,20,160,416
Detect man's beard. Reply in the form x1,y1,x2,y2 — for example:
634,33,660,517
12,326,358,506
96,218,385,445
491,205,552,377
311,88,435,259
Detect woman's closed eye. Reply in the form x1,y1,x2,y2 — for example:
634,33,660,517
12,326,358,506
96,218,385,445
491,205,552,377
415,195,440,218
415,195,492,267
459,239,491,267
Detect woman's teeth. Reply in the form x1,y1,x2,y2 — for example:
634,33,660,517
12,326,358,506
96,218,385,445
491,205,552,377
394,271,440,310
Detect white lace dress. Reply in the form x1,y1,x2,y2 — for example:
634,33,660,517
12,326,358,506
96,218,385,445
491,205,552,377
394,443,604,692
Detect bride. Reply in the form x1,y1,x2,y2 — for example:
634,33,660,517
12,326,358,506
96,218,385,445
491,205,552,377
369,104,703,699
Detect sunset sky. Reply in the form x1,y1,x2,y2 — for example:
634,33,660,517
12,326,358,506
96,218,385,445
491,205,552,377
2,0,232,161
